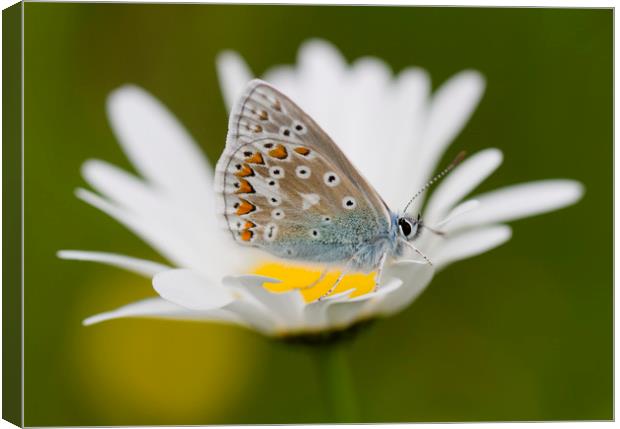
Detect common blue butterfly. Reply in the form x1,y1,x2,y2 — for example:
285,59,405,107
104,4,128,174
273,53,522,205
215,80,461,297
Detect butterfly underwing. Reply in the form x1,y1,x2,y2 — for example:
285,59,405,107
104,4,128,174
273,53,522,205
215,79,421,274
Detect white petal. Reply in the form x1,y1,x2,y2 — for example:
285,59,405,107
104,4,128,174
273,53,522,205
290,39,348,137
449,180,585,230
262,65,298,98
222,275,304,328
423,148,503,223
57,250,169,277
433,225,512,268
337,57,393,179
325,300,369,329
370,260,435,316
76,184,247,279
302,290,355,329
75,188,205,271
326,278,403,327
106,85,213,205
152,269,234,311
382,67,431,207
101,88,257,277
81,161,209,257
216,50,254,111
83,297,243,327
82,159,164,214
410,71,486,208
434,199,480,229
224,300,278,336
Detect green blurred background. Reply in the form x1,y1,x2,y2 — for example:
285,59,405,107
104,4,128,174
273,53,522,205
23,4,611,425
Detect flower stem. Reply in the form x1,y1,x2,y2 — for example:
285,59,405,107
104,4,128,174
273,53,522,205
312,341,359,422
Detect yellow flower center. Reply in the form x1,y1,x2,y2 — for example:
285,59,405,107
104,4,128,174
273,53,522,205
253,262,377,302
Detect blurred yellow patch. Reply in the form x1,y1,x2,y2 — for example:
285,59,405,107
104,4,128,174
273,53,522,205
253,262,376,301
74,273,258,425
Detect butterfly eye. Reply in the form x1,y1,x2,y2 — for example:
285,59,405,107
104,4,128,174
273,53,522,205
323,172,340,187
398,218,413,238
342,196,357,210
296,166,311,179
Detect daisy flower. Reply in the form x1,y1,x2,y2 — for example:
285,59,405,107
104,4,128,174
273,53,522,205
59,39,583,339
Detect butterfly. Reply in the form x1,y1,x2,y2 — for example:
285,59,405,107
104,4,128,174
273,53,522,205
215,79,461,298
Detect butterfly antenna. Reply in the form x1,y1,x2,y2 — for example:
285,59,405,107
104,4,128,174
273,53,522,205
402,240,434,266
402,151,467,214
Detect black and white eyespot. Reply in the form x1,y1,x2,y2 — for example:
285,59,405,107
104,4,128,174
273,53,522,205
292,121,307,135
280,127,292,137
268,196,282,206
342,196,357,210
272,208,285,220
295,165,311,179
269,166,285,178
323,172,340,187
309,229,321,239
264,223,278,241
322,216,332,224
266,179,279,189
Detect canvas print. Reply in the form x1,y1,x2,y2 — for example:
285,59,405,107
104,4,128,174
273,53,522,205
2,2,612,426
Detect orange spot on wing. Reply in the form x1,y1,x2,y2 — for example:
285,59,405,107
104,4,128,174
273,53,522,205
235,179,255,194
243,221,256,230
245,152,265,165
236,199,256,216
294,147,311,156
268,144,288,159
240,230,254,242
235,164,254,177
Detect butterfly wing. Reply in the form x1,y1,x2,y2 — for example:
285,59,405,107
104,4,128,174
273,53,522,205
215,79,392,265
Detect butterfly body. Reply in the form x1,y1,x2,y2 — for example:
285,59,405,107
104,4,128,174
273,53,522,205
262,209,398,271
215,80,423,275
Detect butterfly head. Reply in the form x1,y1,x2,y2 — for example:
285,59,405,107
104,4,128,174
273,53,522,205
397,214,423,241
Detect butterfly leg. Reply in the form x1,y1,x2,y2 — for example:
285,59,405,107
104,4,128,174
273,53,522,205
299,268,329,290
373,253,388,293
318,270,348,301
